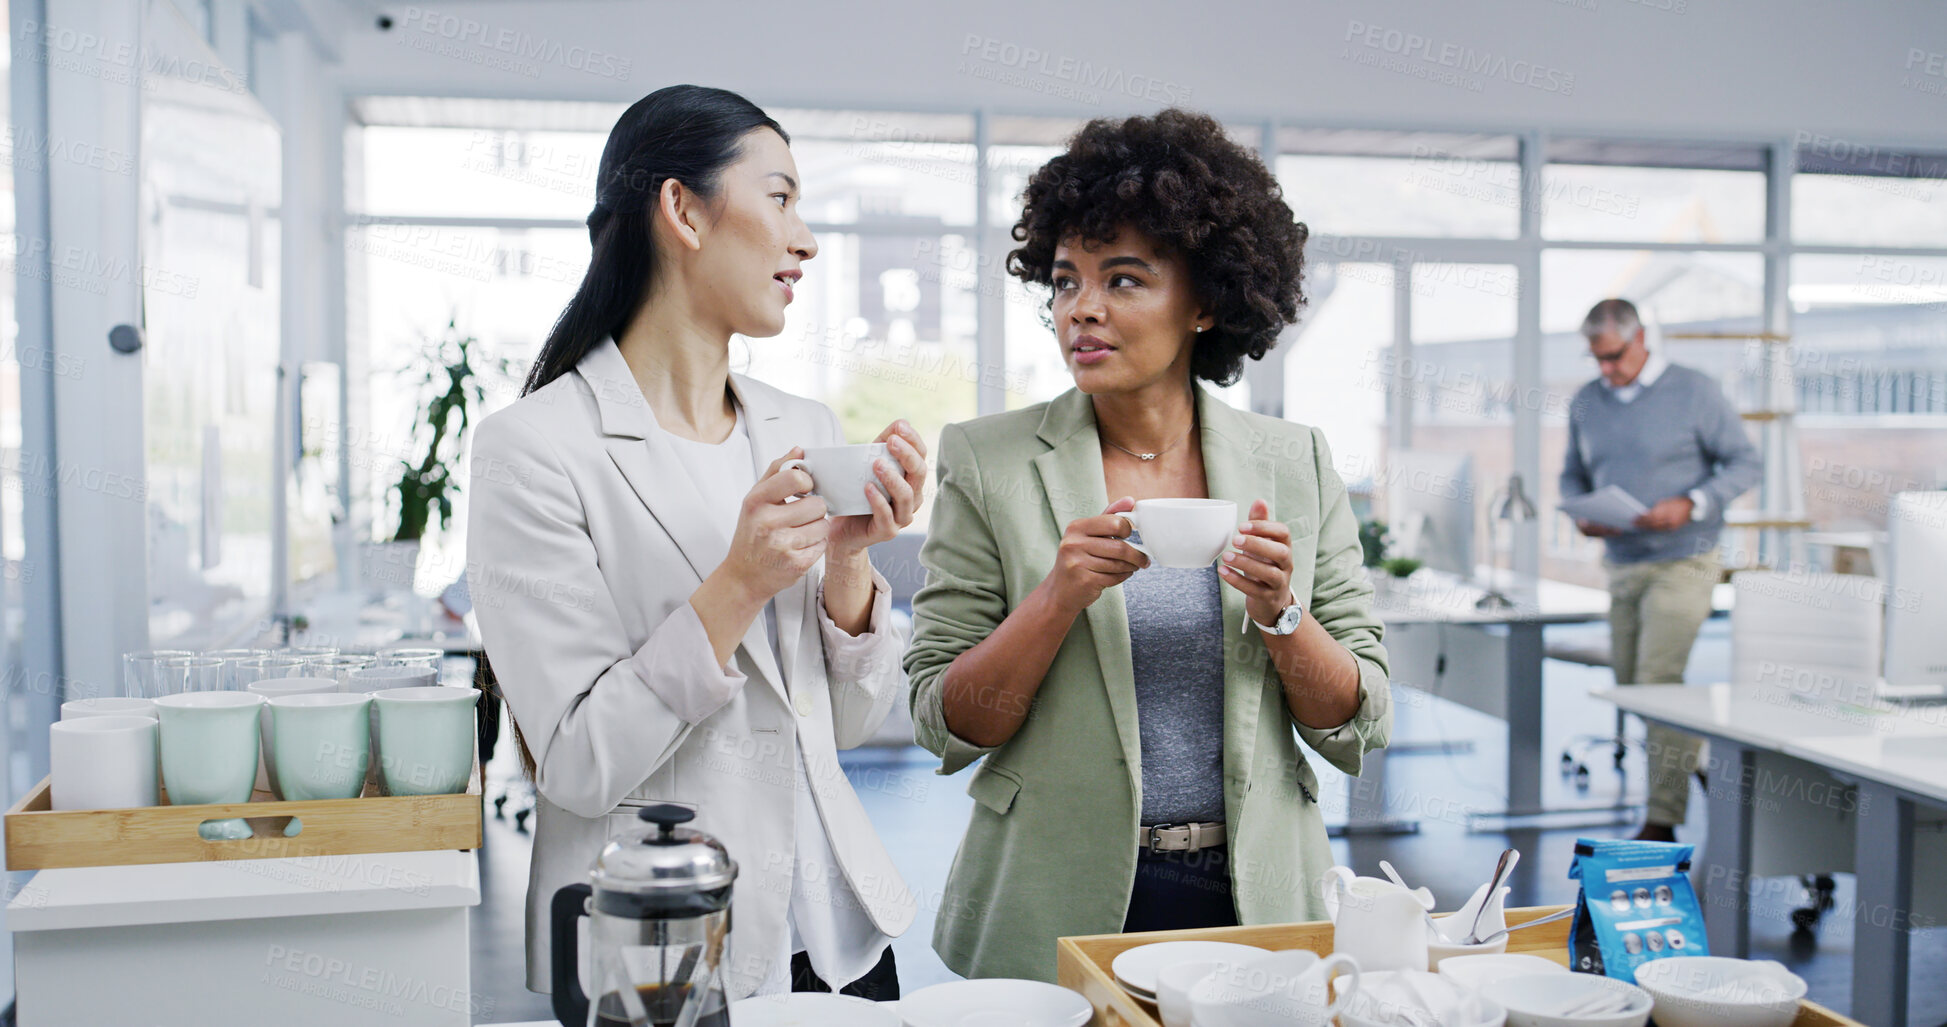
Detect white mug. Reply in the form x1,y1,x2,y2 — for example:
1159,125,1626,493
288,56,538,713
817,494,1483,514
1190,948,1362,1026
1119,498,1238,569
782,444,890,517
50,715,159,810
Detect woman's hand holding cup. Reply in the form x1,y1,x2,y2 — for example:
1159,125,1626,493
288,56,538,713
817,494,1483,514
719,447,832,603
1221,498,1297,625
826,419,928,559
1042,496,1151,615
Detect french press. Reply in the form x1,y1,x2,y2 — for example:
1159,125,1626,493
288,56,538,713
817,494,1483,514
551,803,736,1027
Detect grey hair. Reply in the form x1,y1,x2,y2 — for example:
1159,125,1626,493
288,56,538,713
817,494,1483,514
1581,298,1642,341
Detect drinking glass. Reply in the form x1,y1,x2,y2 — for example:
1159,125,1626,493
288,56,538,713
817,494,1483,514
122,650,194,700
306,654,376,688
229,655,308,691
158,655,226,696
377,647,444,673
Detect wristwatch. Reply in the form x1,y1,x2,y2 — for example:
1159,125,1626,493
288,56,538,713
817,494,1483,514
1250,593,1305,635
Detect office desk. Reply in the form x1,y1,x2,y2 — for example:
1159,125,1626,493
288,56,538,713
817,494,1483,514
1789,729,1947,1027
1361,571,1611,831
1599,683,1947,1027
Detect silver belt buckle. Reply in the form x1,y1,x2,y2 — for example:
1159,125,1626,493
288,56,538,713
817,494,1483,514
1145,823,1181,851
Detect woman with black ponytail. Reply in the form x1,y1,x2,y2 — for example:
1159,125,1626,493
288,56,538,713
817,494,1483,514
468,85,923,1002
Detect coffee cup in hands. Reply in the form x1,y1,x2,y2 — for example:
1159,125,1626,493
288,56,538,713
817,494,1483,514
1119,499,1238,568
781,444,890,517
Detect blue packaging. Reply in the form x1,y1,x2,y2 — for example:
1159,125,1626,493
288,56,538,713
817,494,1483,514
1567,837,1710,981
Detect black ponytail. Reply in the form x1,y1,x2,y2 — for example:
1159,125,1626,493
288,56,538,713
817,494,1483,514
522,85,787,396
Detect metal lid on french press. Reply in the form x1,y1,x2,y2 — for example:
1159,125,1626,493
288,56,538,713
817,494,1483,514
588,803,737,911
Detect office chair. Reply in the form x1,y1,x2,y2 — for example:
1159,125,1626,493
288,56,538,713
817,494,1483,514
1730,569,1883,938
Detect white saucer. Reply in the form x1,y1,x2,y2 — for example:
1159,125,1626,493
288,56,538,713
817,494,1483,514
898,979,1092,1027
727,992,899,1026
1111,941,1269,999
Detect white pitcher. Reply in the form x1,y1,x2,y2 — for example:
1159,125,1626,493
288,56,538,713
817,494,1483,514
1321,865,1433,975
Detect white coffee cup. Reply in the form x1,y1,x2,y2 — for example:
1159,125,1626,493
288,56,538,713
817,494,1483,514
50,715,159,810
1157,959,1229,1027
782,444,890,517
1118,498,1238,568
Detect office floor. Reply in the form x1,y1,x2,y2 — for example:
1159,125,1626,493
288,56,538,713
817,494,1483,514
463,618,1947,1026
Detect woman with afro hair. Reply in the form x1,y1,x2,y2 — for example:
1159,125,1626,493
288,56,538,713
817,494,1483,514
903,109,1392,980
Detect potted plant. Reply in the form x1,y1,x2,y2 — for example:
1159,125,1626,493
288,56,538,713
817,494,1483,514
1373,555,1423,601
1380,556,1424,580
363,317,514,593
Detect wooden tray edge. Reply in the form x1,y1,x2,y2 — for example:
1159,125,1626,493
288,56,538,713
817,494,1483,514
5,764,485,872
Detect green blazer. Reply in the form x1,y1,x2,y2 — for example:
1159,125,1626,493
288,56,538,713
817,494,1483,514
903,384,1392,982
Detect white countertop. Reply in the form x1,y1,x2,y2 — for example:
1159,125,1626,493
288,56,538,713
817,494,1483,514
1787,733,1947,806
1598,683,1947,796
6,848,479,932
1594,683,1908,749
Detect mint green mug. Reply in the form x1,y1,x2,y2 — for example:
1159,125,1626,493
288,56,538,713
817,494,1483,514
153,691,264,840
267,693,373,801
373,686,479,796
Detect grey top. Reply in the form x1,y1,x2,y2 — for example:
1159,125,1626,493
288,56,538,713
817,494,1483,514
1122,534,1228,824
1560,363,1762,565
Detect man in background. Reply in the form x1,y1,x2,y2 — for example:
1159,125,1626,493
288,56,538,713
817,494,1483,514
1561,298,1761,842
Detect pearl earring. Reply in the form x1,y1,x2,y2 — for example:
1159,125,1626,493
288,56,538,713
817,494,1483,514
1194,326,1204,333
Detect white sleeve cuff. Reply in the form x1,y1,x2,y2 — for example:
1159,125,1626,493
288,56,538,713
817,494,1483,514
816,565,895,683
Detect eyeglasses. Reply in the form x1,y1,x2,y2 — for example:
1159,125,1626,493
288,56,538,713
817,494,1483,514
1587,338,1640,367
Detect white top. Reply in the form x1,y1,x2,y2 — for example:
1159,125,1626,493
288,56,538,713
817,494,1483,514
659,404,892,993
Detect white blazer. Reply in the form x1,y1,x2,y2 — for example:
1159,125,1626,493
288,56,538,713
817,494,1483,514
466,340,916,999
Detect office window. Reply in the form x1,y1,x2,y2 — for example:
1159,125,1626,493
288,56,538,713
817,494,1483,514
361,126,601,220
1541,165,1765,244
1285,262,1392,494
776,110,977,228
989,141,1072,410
1277,130,1519,239
1278,155,1521,239
1790,255,1947,529
1793,145,1947,247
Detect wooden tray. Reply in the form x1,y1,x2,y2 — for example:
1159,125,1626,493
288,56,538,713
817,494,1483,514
1056,905,1860,1027
4,760,482,870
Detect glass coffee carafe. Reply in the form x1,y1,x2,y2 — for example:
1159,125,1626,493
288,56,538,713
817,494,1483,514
551,803,735,1027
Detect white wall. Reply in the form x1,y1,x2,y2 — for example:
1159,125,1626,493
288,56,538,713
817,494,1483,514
325,0,1947,148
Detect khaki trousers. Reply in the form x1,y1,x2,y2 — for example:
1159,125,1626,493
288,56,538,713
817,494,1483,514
1604,551,1719,827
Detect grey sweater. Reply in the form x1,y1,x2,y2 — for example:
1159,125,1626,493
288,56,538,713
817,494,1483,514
1560,363,1762,565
